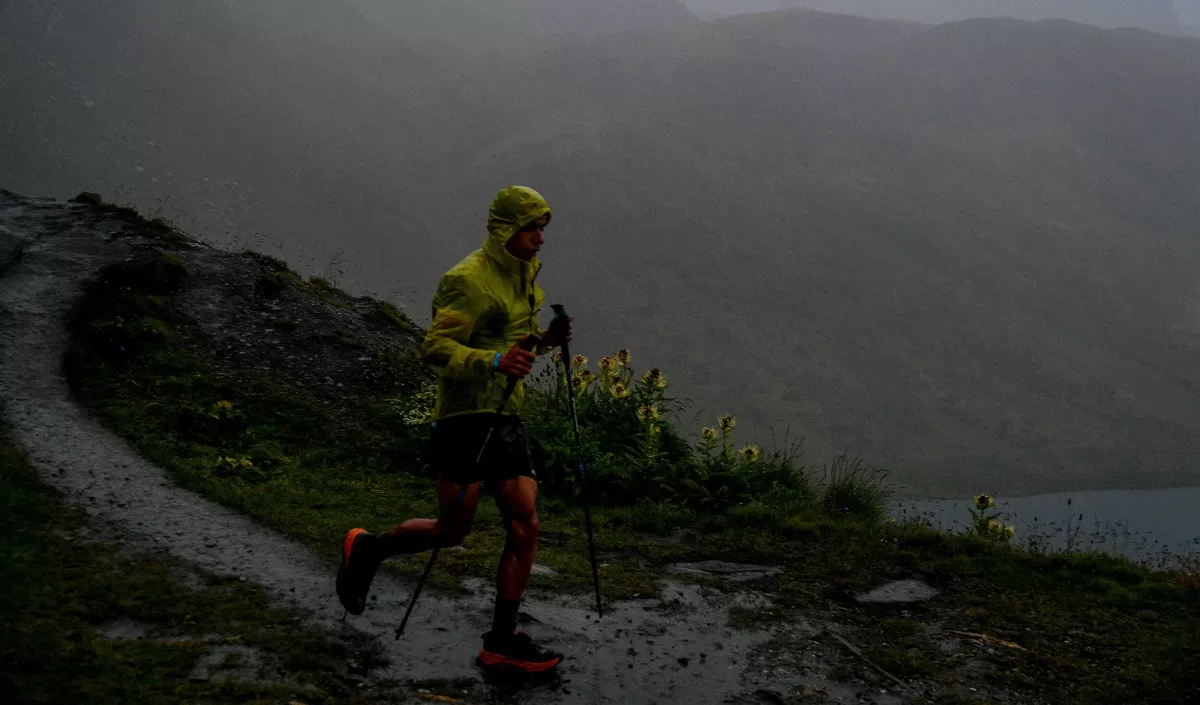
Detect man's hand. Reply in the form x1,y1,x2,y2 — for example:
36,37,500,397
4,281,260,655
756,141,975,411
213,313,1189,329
497,335,538,378
542,316,573,349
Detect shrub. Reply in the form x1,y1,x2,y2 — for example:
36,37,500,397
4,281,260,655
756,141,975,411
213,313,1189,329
819,454,889,523
520,349,885,520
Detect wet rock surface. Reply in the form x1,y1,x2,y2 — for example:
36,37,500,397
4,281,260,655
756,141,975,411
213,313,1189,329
855,579,940,605
188,644,265,683
669,560,783,582
169,245,427,426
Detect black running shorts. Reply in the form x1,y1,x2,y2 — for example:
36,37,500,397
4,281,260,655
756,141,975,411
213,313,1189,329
430,413,536,485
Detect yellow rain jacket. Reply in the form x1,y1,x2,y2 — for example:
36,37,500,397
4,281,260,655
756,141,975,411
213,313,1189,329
422,186,553,420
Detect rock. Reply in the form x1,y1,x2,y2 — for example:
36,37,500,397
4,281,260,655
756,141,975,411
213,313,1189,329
855,578,939,604
99,619,149,641
668,561,782,582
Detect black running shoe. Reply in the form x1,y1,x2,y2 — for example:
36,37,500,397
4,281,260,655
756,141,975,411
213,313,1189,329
478,630,564,673
336,528,381,615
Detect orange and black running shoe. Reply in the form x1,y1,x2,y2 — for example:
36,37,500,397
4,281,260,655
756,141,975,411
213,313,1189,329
336,528,380,615
478,630,564,673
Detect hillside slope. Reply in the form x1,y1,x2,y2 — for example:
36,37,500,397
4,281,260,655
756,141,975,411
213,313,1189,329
4,7,1200,495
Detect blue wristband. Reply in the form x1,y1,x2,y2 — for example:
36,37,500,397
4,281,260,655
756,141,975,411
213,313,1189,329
493,352,502,370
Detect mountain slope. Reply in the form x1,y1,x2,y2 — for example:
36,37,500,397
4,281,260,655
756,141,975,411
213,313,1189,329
399,13,1200,496
684,0,1190,34
347,0,697,45
4,7,1200,496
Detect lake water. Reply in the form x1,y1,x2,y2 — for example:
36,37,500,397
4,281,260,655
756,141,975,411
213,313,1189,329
893,486,1200,566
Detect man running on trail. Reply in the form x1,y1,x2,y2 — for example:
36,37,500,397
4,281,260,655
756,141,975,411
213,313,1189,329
337,185,569,673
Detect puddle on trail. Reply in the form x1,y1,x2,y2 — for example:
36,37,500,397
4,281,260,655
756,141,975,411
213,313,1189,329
364,578,771,705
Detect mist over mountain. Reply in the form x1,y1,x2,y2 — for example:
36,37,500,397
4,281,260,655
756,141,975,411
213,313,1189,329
684,0,1193,34
345,0,697,46
4,3,1200,497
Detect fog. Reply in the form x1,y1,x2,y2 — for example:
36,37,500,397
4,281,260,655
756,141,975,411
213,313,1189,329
684,0,1198,34
3,0,1200,498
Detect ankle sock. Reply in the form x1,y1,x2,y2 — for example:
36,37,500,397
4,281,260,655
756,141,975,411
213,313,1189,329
491,597,521,636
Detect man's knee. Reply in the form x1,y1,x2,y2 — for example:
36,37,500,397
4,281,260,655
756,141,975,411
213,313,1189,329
507,513,539,542
434,522,470,548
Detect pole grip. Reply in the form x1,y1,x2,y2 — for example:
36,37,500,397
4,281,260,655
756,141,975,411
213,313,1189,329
550,304,570,346
499,333,542,404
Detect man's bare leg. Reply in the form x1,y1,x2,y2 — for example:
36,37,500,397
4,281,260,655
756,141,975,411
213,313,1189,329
477,474,561,671
372,478,484,558
336,478,482,615
492,475,540,603
485,475,540,638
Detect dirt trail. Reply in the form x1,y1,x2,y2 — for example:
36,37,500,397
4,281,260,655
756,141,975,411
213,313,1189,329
0,192,900,705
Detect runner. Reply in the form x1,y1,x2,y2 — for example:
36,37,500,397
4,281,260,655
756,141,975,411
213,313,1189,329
337,185,569,672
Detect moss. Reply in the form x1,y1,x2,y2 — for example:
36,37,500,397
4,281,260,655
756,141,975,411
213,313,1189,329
254,270,298,299
241,250,291,273
374,300,418,332
70,192,193,244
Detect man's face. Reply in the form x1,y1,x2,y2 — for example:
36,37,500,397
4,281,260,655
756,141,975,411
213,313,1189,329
505,217,548,261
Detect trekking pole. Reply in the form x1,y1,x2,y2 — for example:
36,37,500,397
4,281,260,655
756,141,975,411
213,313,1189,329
394,334,541,640
550,304,603,619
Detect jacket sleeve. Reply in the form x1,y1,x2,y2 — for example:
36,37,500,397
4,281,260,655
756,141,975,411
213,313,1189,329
421,273,500,380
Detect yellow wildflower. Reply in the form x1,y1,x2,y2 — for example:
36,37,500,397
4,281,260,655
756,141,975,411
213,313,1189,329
572,354,588,369
217,400,233,410
551,351,563,366
610,382,630,399
599,356,616,372
701,427,718,442
641,368,667,390
718,415,736,433
737,444,761,462
616,349,632,365
974,494,995,510
636,404,660,422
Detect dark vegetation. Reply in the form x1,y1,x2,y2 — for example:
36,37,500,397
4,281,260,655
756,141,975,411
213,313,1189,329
57,206,1200,702
0,435,418,705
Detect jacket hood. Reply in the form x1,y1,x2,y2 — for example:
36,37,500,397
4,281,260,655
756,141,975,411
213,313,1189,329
483,186,552,269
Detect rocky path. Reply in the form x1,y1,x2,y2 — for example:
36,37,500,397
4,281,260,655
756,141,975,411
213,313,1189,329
0,191,903,705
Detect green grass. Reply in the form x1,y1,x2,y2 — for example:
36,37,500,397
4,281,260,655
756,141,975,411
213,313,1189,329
0,436,407,705
740,522,1200,704
59,244,1200,703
